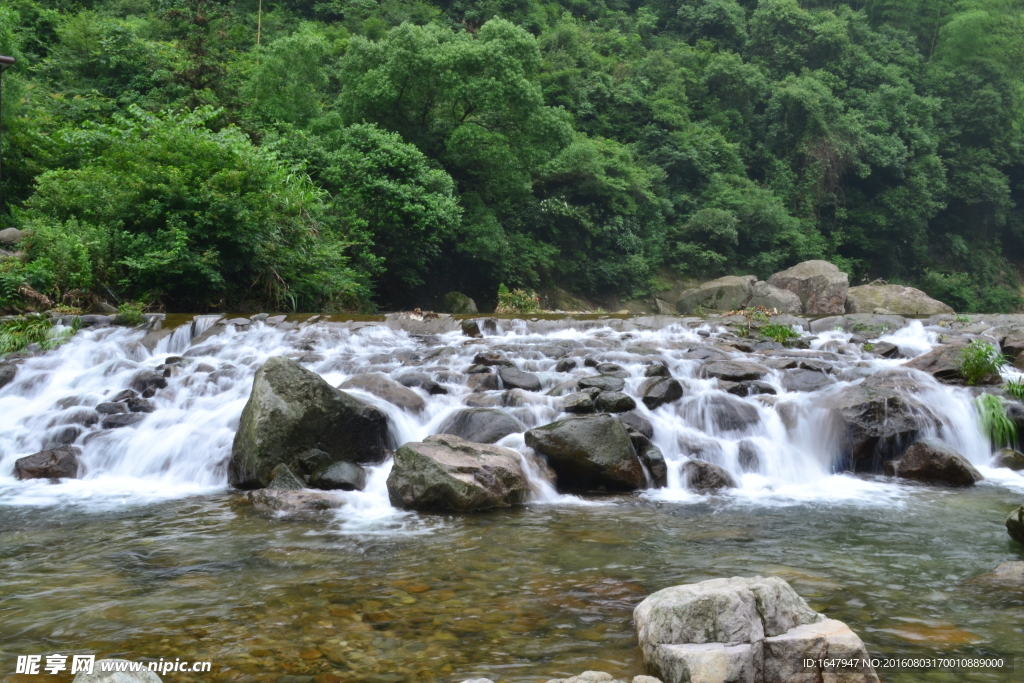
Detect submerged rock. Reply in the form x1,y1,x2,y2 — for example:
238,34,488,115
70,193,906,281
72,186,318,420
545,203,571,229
435,408,526,444
387,434,529,511
247,489,343,514
884,441,982,486
229,357,390,489
525,414,645,492
1007,505,1024,545
15,446,81,480
634,576,878,683
681,459,737,491
767,260,849,316
340,373,427,413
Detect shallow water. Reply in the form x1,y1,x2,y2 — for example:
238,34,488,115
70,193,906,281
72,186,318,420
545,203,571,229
1,317,1024,682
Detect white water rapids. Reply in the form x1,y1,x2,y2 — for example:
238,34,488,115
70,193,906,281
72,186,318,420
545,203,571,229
2,316,1023,512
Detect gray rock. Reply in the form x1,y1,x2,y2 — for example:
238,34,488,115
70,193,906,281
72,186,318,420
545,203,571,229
72,660,162,683
641,377,684,410
14,446,81,480
525,414,644,492
498,366,542,392
340,373,427,413
1007,505,1024,545
473,351,514,367
266,463,306,490
79,314,112,327
465,364,493,374
0,227,26,246
461,319,483,338
126,397,156,413
595,391,637,413
443,291,478,314
781,368,834,392
467,373,500,392
748,280,802,314
903,339,996,384
618,410,654,439
561,392,596,414
725,380,776,397
435,408,526,444
629,430,668,488
0,362,18,389
387,434,529,511
101,413,146,429
767,260,849,316
738,441,761,472
885,441,982,486
645,363,671,378
309,460,367,491
247,489,343,514
994,448,1024,471
396,372,448,395
578,374,626,393
676,275,757,314
685,394,760,433
555,358,578,372
228,357,390,489
699,360,770,382
823,370,937,471
129,370,167,394
634,576,878,683
682,460,737,491
846,284,953,315
96,401,128,414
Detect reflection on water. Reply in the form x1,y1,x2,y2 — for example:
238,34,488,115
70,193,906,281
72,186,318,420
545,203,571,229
1,485,1021,683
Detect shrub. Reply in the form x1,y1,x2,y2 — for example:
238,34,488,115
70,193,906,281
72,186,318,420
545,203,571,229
495,284,541,314
760,323,799,343
0,315,79,356
959,339,1005,385
115,301,147,326
1003,379,1024,401
976,394,1017,449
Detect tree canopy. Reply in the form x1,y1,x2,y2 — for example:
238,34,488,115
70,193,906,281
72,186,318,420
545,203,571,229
0,0,1022,312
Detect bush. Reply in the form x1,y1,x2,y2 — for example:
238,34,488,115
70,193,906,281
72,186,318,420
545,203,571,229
0,315,79,356
759,323,799,343
1003,379,1024,401
976,394,1017,449
115,301,146,325
495,284,541,314
959,340,1006,385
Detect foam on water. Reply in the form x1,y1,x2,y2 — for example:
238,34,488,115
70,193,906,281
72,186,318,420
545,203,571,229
2,314,1023,513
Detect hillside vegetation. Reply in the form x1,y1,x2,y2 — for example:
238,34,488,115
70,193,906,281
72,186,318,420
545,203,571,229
0,0,1022,312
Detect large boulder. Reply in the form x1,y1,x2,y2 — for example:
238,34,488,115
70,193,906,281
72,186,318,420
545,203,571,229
767,260,849,316
525,414,645,492
228,357,391,489
846,284,953,315
747,280,803,314
435,408,526,444
682,460,737,491
884,441,982,486
822,370,937,471
634,576,878,683
387,434,529,511
14,446,81,480
443,291,478,314
1007,505,1024,545
676,275,756,314
339,373,426,412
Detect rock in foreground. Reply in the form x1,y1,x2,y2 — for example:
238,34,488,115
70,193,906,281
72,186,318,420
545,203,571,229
525,414,645,492
15,446,81,480
682,459,737,491
634,576,879,683
387,434,529,511
1008,505,1024,545
885,441,982,486
247,489,344,514
229,357,391,489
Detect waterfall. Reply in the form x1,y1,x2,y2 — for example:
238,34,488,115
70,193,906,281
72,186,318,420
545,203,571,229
2,315,1023,510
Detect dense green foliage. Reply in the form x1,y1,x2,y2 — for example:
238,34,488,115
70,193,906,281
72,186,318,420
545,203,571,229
976,393,1017,449
0,0,1022,311
959,339,1006,385
0,314,78,355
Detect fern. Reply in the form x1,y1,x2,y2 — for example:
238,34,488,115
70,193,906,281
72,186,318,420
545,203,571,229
976,394,1017,449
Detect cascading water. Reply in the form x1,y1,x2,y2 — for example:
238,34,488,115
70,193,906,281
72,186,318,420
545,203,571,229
2,315,1023,513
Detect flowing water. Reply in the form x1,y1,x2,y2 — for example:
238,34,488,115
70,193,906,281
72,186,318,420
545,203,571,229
1,316,1023,682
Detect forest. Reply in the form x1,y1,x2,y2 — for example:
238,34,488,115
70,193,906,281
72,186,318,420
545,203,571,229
0,0,1021,313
